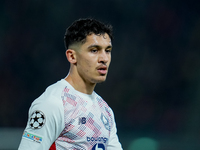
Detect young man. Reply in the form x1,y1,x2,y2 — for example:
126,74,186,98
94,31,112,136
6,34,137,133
18,18,123,150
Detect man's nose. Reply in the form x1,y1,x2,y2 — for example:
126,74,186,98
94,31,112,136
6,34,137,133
99,51,109,64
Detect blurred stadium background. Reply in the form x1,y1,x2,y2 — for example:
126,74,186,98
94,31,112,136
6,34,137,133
1,0,200,149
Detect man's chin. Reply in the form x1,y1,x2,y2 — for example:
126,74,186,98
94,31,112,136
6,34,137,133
92,77,107,84
97,80,106,83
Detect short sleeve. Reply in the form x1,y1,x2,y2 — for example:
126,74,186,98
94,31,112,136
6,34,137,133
107,110,123,150
18,94,64,150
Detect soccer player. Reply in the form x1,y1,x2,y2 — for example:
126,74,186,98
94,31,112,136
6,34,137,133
18,18,123,150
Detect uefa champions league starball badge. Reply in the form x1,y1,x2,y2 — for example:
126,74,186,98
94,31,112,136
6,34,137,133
29,110,46,129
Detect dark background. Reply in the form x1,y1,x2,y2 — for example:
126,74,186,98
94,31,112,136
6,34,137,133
1,0,200,149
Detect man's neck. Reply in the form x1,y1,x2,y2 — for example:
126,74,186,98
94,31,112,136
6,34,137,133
65,74,96,95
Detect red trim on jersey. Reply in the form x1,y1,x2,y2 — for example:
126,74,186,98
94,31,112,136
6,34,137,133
49,142,56,150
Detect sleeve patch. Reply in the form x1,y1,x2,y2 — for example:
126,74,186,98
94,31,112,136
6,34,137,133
22,131,43,143
29,110,46,129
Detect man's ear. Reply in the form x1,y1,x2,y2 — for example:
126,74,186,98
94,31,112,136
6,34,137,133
66,49,77,64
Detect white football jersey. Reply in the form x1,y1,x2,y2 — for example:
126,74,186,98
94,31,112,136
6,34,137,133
18,79,123,150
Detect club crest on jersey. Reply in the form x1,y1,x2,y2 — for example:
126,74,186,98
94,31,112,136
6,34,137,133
29,110,45,129
101,113,110,130
92,143,105,150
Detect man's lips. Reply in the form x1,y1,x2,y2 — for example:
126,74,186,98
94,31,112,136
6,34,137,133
97,65,107,75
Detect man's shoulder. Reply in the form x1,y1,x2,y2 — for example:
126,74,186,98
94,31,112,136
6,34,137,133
45,79,66,95
94,93,111,110
31,79,67,108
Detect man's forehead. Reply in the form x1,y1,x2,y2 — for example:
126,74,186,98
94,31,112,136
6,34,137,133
85,33,112,44
68,33,111,50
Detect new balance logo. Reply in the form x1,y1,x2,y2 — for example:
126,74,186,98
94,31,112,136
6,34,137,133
79,117,86,125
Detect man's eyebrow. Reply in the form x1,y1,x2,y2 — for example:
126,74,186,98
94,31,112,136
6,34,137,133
88,44,112,49
106,45,112,49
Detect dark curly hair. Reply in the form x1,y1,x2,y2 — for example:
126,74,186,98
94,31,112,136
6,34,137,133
64,18,113,49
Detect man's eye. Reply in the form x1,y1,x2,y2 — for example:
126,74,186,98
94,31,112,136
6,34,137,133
106,49,111,53
91,49,98,53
